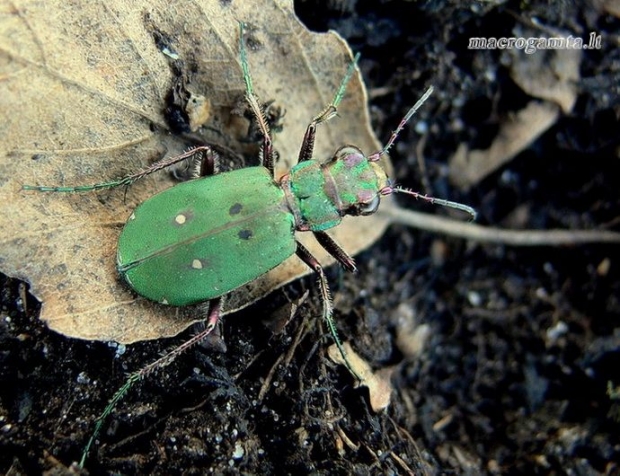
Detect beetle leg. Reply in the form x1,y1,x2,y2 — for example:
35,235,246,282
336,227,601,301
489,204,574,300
136,297,223,377
122,146,218,185
313,231,357,273
297,106,336,163
23,146,216,193
295,241,361,381
79,296,223,466
297,53,360,163
188,145,220,179
238,22,275,178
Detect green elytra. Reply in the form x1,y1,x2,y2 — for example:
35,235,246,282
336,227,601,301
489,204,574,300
23,23,475,466
118,167,294,305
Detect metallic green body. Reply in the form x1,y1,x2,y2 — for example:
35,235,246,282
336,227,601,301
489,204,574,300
286,160,342,231
117,167,295,306
283,148,386,232
117,148,386,307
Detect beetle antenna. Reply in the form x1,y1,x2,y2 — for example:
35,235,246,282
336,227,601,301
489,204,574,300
382,184,477,220
368,85,434,162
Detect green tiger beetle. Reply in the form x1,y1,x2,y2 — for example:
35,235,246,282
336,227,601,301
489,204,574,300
24,23,475,465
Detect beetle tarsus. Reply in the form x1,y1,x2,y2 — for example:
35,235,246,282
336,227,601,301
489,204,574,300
79,297,223,467
297,54,360,164
295,241,362,381
239,22,275,177
23,146,217,193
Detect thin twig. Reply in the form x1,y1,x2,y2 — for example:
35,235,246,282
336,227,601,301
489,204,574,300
380,206,620,246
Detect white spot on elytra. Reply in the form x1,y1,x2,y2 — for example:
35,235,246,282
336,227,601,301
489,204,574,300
175,214,187,225
192,259,203,269
129,212,136,220
161,298,168,305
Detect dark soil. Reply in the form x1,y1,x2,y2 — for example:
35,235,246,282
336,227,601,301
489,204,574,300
2,1,619,474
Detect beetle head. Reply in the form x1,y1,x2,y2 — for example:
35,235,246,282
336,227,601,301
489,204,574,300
325,145,389,217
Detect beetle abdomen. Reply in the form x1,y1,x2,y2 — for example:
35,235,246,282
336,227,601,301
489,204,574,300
117,167,295,306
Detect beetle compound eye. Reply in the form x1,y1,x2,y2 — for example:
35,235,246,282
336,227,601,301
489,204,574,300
348,194,380,216
359,195,380,215
333,145,365,167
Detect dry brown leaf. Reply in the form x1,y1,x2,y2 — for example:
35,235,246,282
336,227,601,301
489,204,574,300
449,101,559,189
598,0,620,17
393,303,432,359
327,342,393,412
0,0,394,343
508,27,581,114
448,27,582,190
